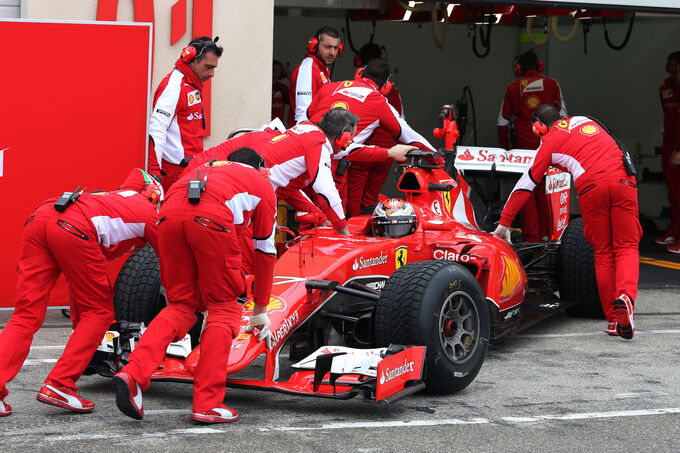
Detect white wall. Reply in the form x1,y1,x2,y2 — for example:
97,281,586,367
23,0,274,148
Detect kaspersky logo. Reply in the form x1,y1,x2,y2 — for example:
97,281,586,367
352,252,388,270
379,358,415,384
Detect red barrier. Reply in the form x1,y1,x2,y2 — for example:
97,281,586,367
0,20,152,307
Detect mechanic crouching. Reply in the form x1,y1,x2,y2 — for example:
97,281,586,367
0,169,162,417
493,105,641,340
113,148,277,424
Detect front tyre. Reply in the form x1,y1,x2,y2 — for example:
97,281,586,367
374,260,489,394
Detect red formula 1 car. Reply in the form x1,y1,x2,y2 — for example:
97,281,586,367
88,110,600,404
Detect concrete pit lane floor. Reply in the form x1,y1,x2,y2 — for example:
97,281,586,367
0,234,678,452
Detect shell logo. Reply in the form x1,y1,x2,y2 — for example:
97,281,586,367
210,160,230,167
270,134,288,143
331,101,349,110
243,296,286,313
526,96,540,108
499,254,523,299
343,81,354,88
105,332,117,342
236,332,251,340
580,124,599,136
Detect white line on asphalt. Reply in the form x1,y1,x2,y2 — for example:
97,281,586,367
512,329,680,339
30,345,65,350
23,359,58,365
144,409,191,415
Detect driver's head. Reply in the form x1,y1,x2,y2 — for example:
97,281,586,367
372,198,417,238
532,104,562,134
362,59,390,89
318,107,359,152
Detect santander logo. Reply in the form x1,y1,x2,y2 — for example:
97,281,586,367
458,149,474,161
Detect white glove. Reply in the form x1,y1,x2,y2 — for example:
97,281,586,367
246,313,272,349
493,224,512,244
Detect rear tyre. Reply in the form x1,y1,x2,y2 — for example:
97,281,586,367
113,245,203,348
374,260,489,394
559,217,603,318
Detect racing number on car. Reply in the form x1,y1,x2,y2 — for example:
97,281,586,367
395,246,408,270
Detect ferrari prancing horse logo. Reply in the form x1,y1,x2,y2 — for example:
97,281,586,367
396,246,408,270
443,191,452,214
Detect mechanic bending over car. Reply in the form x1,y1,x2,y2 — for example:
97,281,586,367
493,105,641,340
306,59,439,211
497,49,567,243
0,169,162,417
288,26,343,127
113,148,277,424
345,42,406,218
148,36,223,192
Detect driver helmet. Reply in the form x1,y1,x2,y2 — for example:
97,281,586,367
372,198,417,238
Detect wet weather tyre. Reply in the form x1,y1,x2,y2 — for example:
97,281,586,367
113,245,203,348
374,260,489,394
559,217,603,318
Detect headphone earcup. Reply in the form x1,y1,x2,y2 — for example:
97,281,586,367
338,42,344,57
307,37,318,54
538,60,545,72
353,54,362,68
667,62,671,73
181,45,197,63
380,80,394,96
354,67,364,80
335,131,354,150
514,64,522,76
532,120,548,137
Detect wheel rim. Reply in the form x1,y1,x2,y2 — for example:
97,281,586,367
438,290,481,364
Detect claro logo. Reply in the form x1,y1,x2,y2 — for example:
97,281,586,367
352,252,389,270
379,359,415,384
433,249,470,262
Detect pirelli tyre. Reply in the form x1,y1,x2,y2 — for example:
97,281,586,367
113,245,203,348
558,217,603,318
374,260,489,394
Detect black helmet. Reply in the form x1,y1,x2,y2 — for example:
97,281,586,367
372,198,417,238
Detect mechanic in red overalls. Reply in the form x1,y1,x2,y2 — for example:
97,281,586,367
493,105,641,340
272,60,290,121
345,43,406,217
113,149,277,424
307,59,436,209
656,51,680,253
148,37,223,191
0,169,162,417
497,49,567,243
288,27,342,127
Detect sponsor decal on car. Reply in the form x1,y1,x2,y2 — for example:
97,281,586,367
271,310,300,348
366,280,386,291
431,200,443,216
443,191,452,214
187,90,201,106
499,253,523,299
395,246,408,269
352,251,389,270
243,295,287,314
379,358,414,384
433,249,470,262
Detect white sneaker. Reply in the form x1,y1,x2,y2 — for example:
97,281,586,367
191,404,239,423
0,399,11,416
613,294,635,340
112,371,144,420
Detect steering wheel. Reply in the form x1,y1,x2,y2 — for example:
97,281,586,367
401,149,443,169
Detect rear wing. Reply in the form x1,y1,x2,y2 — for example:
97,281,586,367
455,146,536,174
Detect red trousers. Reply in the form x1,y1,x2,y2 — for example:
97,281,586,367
346,158,393,218
0,209,114,399
578,173,642,322
122,202,244,411
662,150,680,236
519,181,550,243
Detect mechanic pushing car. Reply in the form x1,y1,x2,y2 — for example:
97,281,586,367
307,59,439,208
289,26,343,127
493,105,641,340
148,36,223,191
113,148,277,424
0,169,162,417
497,49,567,243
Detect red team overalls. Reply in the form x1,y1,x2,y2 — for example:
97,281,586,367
499,116,641,322
120,161,276,412
0,169,159,405
497,70,565,242
288,53,331,127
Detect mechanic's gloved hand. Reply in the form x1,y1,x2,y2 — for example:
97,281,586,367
388,144,418,162
246,312,272,349
493,224,512,244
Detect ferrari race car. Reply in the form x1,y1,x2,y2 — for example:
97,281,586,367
87,110,600,405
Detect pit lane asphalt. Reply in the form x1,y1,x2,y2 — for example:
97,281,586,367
1,283,679,453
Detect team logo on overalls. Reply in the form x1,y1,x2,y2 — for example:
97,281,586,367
343,81,354,88
580,124,599,136
556,120,569,129
331,101,349,110
395,246,408,270
270,134,288,143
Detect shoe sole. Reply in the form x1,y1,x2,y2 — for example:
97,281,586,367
112,376,143,420
191,413,239,424
613,299,634,340
36,393,93,413
0,412,11,417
